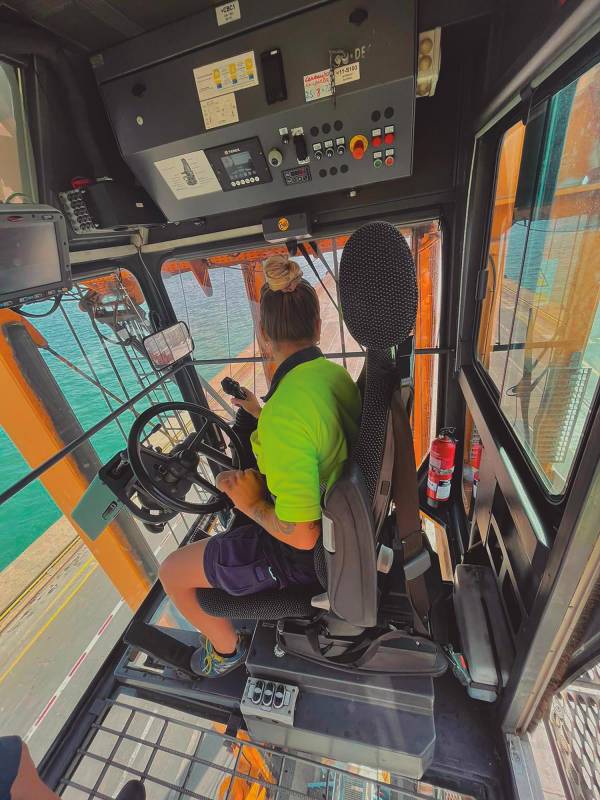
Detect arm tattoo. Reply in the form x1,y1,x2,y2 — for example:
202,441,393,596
275,518,296,536
253,500,296,536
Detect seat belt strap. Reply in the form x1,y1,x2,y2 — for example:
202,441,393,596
390,388,430,636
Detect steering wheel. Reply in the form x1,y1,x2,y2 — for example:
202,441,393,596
127,401,244,515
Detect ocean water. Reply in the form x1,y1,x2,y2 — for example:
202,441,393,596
0,262,328,572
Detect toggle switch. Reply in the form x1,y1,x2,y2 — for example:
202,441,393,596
293,133,308,163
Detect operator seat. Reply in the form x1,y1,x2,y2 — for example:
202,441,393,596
196,222,443,673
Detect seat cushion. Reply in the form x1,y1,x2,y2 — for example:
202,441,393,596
196,586,320,619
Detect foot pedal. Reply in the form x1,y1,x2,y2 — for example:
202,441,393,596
453,564,514,702
241,678,298,727
124,620,196,676
443,644,471,687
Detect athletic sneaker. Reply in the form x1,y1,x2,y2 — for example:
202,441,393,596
116,780,145,799
190,636,248,678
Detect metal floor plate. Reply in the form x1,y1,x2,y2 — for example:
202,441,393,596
57,689,477,800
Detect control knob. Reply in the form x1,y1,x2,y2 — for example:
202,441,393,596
337,143,346,155
268,148,283,167
325,146,334,158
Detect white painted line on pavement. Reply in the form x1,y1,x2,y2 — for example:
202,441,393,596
24,599,125,743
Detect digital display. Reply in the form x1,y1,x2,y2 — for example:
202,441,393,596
220,151,256,181
1,222,62,294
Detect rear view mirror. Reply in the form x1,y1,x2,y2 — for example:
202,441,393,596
143,322,194,368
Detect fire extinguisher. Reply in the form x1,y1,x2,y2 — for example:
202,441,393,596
469,433,483,500
427,427,457,507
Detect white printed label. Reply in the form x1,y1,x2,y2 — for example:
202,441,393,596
334,61,360,86
201,93,238,130
194,51,258,102
303,62,361,103
154,151,221,199
215,1,241,26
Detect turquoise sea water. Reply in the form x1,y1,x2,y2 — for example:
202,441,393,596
0,266,255,572
0,262,328,572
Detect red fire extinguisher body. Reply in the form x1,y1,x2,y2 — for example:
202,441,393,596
427,428,457,507
470,437,483,499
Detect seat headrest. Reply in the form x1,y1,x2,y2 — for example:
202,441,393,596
339,222,417,349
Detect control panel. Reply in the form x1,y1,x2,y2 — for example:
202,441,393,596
240,678,299,727
94,0,415,222
59,188,108,234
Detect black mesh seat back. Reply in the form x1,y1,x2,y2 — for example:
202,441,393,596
339,222,417,506
339,222,417,350
322,462,377,627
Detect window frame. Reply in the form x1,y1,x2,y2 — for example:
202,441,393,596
466,53,600,505
0,57,38,203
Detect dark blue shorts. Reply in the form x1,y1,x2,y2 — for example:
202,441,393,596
203,524,318,596
0,736,22,800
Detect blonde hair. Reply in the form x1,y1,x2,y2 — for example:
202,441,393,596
260,255,320,343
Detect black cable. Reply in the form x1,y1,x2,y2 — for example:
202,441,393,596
14,295,62,318
297,243,339,311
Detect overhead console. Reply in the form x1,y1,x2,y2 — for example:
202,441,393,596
93,0,415,223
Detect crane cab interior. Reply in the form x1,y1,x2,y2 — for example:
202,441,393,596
0,1,599,799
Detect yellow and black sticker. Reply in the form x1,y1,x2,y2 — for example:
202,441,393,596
277,217,290,232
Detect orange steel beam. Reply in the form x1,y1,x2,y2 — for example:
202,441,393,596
413,225,440,466
0,310,156,609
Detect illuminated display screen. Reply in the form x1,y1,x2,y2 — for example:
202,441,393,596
220,151,255,181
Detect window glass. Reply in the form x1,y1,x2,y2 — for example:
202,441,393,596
161,223,442,464
477,63,600,494
0,60,36,203
0,271,189,573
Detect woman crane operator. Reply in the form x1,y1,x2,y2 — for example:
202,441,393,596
159,255,361,678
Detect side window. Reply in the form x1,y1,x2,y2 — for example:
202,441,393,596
0,270,186,573
476,62,600,495
0,60,36,203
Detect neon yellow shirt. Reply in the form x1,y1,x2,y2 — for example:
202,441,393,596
251,356,361,523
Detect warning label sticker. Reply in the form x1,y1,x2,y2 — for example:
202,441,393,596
194,51,258,102
303,62,361,102
201,93,239,130
154,151,221,200
303,68,332,103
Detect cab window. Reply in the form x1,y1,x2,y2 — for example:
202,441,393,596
0,60,37,203
476,61,600,495
161,222,442,465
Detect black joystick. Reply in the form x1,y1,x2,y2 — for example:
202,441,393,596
221,377,247,401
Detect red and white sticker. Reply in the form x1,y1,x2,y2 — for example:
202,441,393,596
303,62,360,102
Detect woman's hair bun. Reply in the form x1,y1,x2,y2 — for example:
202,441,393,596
263,255,303,293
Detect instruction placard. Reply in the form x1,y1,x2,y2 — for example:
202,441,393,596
194,51,258,102
215,1,241,26
154,151,221,200
201,93,239,129
303,62,361,102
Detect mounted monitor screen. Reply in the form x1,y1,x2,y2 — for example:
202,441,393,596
0,206,71,308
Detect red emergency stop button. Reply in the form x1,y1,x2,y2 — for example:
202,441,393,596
349,135,369,160
352,141,365,159
384,132,395,145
